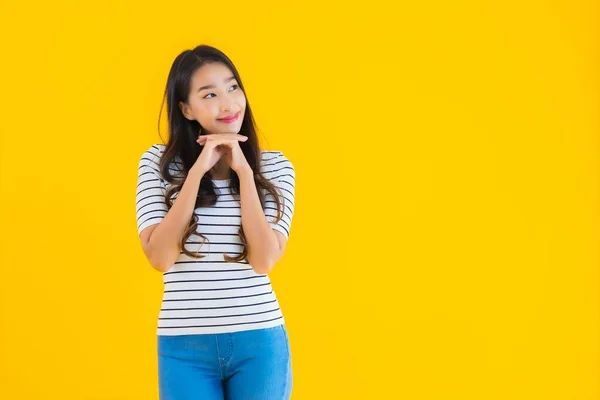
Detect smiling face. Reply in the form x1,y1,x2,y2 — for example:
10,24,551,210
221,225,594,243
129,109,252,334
179,62,247,135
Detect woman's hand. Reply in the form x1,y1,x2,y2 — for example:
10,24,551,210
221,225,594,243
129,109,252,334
194,133,248,174
196,133,251,174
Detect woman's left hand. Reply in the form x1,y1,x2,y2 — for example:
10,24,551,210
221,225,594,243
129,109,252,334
197,133,251,173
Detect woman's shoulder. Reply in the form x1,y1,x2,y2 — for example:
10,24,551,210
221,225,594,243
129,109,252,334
138,143,163,169
143,143,166,156
259,149,294,176
139,143,166,162
138,144,180,180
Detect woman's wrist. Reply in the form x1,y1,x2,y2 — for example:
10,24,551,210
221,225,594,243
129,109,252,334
236,165,254,180
189,164,207,180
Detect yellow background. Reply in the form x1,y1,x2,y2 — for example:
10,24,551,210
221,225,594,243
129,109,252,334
0,0,598,399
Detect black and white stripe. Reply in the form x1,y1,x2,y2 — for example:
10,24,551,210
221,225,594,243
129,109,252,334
135,144,295,335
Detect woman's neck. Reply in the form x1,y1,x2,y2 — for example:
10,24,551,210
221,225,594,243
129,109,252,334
210,159,231,180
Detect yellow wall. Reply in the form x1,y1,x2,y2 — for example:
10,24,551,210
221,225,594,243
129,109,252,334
0,1,598,398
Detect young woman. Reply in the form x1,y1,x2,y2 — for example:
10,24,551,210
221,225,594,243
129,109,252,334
135,44,295,400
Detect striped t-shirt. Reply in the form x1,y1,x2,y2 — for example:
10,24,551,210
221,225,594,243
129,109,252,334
135,143,295,335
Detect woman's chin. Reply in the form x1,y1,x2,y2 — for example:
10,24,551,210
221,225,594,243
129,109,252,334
219,127,242,135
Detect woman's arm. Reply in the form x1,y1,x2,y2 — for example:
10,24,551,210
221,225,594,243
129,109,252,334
140,165,206,272
238,166,285,274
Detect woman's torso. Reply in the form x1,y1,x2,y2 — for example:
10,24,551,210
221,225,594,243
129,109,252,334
152,144,286,336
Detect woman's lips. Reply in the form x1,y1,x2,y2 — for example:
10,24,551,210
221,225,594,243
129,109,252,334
217,112,240,123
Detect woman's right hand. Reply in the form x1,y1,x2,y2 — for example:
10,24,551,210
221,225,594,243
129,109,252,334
193,133,248,173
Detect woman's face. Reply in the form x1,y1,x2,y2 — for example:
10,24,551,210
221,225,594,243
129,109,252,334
179,62,247,135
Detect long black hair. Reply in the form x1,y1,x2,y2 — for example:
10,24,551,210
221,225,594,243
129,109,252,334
157,44,284,261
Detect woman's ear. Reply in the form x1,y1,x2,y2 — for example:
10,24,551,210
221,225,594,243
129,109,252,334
179,101,192,120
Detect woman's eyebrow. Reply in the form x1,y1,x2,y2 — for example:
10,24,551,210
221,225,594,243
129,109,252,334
197,76,236,92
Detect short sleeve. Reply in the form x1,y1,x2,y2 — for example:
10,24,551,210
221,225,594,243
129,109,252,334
261,151,295,240
135,145,169,235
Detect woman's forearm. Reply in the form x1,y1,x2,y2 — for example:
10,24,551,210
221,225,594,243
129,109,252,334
238,166,280,273
147,165,206,270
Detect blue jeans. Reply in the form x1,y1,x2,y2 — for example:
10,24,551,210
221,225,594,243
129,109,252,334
157,324,293,400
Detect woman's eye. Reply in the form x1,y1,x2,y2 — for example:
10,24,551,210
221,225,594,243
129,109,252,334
203,85,238,99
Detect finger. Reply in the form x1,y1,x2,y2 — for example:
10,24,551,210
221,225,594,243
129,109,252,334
197,136,212,146
198,134,247,142
200,138,244,148
198,137,222,150
208,136,247,143
217,141,235,149
213,139,237,150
